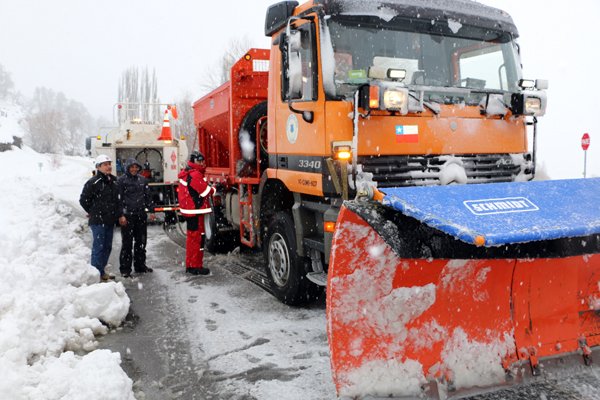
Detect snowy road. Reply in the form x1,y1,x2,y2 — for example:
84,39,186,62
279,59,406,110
99,226,334,399
99,226,600,400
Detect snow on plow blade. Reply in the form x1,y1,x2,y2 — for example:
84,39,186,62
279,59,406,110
327,178,600,399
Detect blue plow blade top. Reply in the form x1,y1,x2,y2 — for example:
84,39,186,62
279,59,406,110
382,178,600,247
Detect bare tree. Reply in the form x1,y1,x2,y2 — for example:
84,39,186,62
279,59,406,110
172,93,196,152
63,99,93,156
94,115,112,130
26,88,67,153
0,64,15,100
26,87,92,155
118,66,160,122
201,36,253,91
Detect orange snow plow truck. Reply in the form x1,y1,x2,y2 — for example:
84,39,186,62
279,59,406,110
190,0,600,398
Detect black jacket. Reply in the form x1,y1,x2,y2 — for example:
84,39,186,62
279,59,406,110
79,171,121,225
118,158,154,217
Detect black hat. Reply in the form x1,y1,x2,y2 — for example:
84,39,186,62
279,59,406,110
189,151,205,163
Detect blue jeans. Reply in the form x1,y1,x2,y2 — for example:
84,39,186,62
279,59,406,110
90,224,114,276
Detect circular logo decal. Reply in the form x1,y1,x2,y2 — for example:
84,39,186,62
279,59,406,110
286,114,299,144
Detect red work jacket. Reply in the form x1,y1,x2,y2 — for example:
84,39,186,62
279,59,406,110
177,162,215,217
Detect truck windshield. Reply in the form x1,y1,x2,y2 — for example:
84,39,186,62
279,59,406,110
327,16,522,101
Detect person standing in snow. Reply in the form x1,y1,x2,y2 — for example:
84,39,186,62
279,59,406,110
79,154,121,282
177,151,215,275
117,158,155,278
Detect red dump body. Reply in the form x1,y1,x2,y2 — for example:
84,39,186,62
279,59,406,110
192,48,269,186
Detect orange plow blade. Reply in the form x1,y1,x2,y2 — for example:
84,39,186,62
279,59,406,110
327,179,600,398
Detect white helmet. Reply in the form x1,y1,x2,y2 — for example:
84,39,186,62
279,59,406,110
95,154,112,166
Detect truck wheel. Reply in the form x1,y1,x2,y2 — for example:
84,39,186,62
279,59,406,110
204,210,239,254
238,101,268,176
264,212,321,305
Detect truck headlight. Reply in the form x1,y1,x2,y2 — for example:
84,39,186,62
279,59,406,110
383,88,409,114
525,97,542,115
511,90,547,117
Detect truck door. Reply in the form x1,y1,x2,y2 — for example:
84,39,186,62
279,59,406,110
274,16,326,196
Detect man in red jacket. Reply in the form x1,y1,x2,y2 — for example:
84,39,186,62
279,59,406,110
177,151,215,275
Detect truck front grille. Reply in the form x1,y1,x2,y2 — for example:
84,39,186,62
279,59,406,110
359,154,532,188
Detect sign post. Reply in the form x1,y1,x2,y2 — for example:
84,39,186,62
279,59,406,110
582,133,590,178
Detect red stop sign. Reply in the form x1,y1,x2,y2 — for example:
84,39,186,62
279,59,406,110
582,133,591,151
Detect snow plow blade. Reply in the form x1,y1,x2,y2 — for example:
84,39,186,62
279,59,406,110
327,178,600,399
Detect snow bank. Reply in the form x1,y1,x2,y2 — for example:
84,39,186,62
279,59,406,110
1,350,133,400
0,146,133,399
0,99,26,143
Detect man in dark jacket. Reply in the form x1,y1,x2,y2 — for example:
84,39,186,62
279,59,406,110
117,158,155,277
177,151,215,275
79,154,121,282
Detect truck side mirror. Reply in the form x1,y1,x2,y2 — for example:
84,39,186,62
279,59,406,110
264,0,298,37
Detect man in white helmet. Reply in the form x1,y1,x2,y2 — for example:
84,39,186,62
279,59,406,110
79,154,123,282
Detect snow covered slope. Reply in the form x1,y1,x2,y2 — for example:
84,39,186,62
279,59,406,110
0,98,26,144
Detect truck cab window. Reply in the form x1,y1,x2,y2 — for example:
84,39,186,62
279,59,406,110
326,17,522,100
282,22,317,102
458,45,509,90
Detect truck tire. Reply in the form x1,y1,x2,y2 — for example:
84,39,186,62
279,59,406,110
264,212,321,305
162,212,187,249
204,207,239,254
238,101,268,176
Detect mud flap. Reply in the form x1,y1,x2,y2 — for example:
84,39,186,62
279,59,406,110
327,178,600,398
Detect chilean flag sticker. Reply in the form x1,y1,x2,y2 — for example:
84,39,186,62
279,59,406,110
395,125,419,143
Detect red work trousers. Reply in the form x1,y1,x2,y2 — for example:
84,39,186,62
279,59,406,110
185,215,205,270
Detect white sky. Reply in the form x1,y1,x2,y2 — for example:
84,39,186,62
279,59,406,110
0,0,275,118
0,0,598,178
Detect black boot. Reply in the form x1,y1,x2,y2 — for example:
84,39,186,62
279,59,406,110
186,268,210,275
